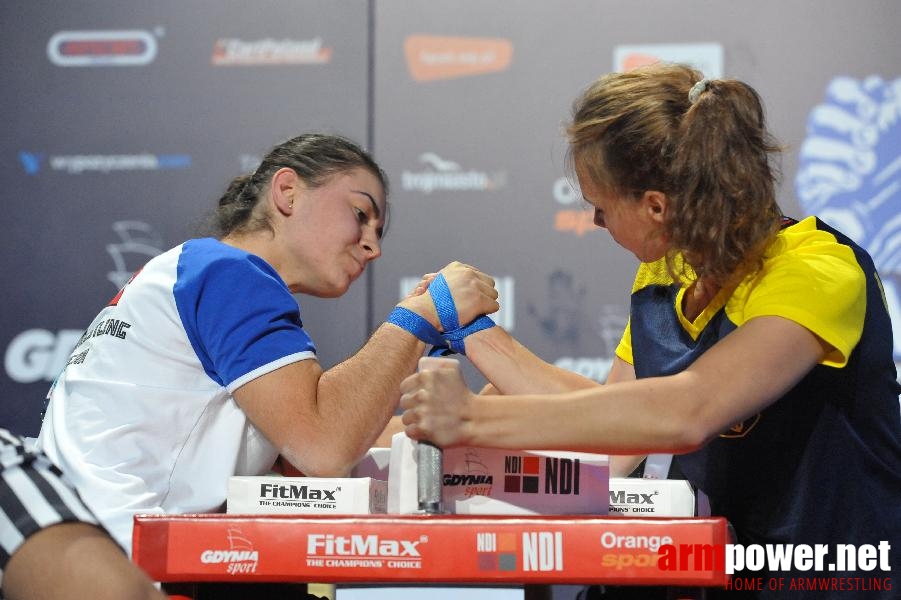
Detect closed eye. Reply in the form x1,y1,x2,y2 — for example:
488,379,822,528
352,189,385,239
355,206,384,240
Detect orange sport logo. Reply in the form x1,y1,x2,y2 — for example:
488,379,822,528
405,35,512,82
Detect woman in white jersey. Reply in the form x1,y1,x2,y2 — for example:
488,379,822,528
37,133,499,557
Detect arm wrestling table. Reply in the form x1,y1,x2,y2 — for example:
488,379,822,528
133,514,730,589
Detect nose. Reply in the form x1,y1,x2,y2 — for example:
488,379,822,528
361,234,382,261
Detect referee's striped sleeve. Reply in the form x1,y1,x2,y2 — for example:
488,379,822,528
0,428,99,575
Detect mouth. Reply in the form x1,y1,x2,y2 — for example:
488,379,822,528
351,257,365,277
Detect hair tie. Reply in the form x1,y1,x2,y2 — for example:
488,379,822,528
688,79,710,104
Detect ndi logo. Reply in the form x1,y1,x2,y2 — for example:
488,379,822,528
503,455,581,495
504,455,540,493
476,532,518,571
476,530,564,572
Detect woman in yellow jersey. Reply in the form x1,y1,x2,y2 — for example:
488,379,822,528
400,64,901,599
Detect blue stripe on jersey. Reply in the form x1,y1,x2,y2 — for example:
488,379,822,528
173,238,315,388
630,284,737,378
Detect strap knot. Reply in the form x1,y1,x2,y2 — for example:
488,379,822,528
387,273,495,356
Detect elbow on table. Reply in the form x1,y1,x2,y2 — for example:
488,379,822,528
660,375,728,454
663,408,719,455
280,446,360,479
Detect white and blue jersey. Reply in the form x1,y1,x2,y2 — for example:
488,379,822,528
37,238,316,553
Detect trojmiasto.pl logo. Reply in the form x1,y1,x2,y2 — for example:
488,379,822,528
401,152,506,194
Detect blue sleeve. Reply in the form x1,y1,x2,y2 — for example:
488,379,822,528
174,240,316,389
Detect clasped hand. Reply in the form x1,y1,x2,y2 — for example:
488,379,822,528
399,261,499,331
399,360,474,447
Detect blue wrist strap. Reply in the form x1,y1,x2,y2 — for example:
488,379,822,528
428,273,496,356
441,315,496,354
386,306,445,347
429,274,460,332
389,273,497,356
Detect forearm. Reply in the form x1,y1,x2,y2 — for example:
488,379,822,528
314,323,425,470
461,373,707,454
465,326,599,394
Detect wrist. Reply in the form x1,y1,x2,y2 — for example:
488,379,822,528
397,295,441,330
386,306,443,347
460,392,481,447
460,323,505,359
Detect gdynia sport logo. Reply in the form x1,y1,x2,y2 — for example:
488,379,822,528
656,539,893,592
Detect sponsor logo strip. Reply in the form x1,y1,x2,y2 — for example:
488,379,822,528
47,30,158,66
211,38,332,65
138,514,730,586
405,35,512,82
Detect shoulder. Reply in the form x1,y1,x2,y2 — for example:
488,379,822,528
631,257,679,294
180,238,277,275
175,238,286,290
729,216,867,366
761,216,865,287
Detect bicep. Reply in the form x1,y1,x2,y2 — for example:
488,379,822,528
685,315,829,435
231,358,322,459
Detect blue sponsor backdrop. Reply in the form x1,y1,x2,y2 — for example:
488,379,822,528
2,1,899,437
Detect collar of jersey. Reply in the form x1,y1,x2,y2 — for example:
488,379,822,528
674,282,731,340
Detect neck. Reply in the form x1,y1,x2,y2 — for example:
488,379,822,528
221,231,289,283
683,276,720,321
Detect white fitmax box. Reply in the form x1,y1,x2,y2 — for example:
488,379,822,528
388,432,609,515
607,477,695,516
227,476,387,515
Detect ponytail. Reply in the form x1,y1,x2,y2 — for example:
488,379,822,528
669,78,783,284
211,174,261,238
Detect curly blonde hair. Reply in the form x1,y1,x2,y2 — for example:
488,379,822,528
566,63,783,286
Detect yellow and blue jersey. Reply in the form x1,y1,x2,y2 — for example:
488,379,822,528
618,216,901,587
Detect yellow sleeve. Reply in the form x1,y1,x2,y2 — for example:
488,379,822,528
738,227,866,367
615,318,634,365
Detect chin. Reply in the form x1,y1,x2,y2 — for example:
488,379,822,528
322,283,351,298
302,278,350,299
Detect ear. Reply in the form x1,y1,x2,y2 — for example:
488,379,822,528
270,167,302,216
642,190,668,223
